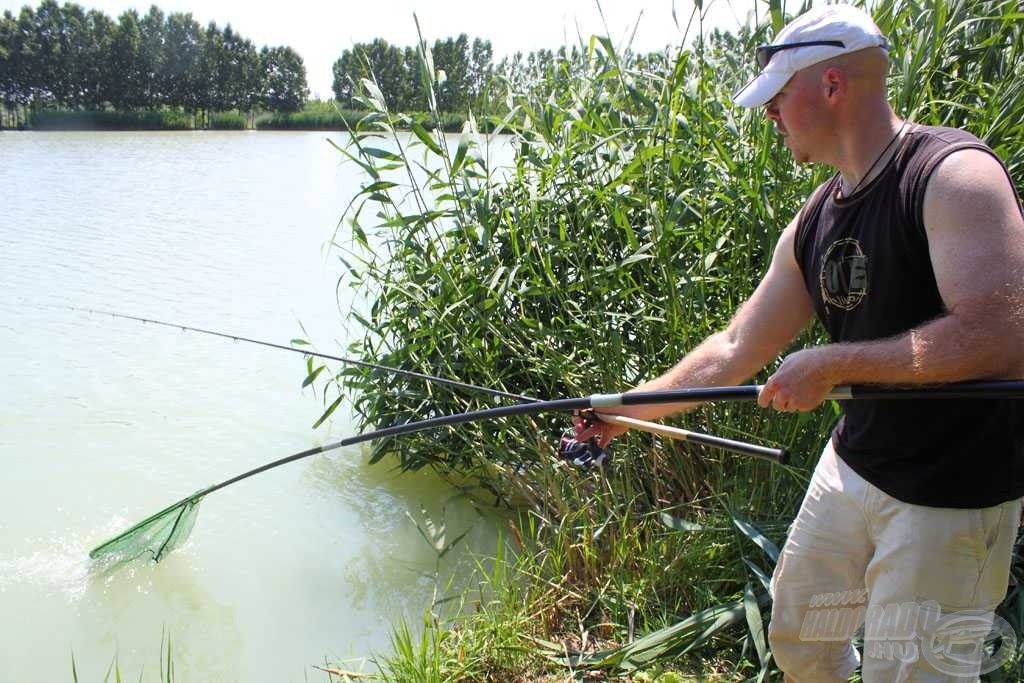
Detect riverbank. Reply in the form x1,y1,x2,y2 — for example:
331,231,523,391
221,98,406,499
5,107,483,132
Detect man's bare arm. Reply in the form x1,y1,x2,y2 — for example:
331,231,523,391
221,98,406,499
593,216,815,433
759,148,1024,411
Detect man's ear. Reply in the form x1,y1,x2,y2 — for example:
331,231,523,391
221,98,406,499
823,67,843,100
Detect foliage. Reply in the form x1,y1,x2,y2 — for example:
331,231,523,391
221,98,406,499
0,1,308,114
325,0,1024,678
370,499,783,681
29,108,192,130
332,34,495,114
259,45,309,113
208,111,246,130
255,106,468,132
325,22,818,483
329,34,670,120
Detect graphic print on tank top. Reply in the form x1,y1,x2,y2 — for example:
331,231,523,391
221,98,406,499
818,237,868,311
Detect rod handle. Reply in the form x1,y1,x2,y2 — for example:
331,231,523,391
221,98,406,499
599,414,789,464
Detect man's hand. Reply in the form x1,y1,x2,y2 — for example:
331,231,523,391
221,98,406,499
574,412,630,448
757,347,838,412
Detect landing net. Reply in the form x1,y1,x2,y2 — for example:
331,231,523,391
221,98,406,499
90,492,205,565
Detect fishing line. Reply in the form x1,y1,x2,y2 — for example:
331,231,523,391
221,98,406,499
65,305,789,459
63,305,534,402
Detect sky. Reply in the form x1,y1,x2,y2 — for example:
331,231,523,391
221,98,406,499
0,0,758,98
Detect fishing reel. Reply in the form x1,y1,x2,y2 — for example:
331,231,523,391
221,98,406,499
558,410,611,471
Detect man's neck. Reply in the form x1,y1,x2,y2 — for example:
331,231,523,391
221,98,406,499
834,105,904,196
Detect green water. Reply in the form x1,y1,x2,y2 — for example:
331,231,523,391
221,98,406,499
0,130,500,681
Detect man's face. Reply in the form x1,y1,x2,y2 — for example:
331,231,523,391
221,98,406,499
763,68,830,164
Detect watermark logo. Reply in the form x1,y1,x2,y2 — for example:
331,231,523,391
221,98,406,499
920,609,1017,676
800,595,1016,676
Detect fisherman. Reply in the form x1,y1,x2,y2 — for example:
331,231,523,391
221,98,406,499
578,5,1024,681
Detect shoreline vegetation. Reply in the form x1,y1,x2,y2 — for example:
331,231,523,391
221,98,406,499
9,104,484,132
320,0,1024,680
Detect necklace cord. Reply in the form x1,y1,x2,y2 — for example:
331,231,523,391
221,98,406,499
839,120,908,198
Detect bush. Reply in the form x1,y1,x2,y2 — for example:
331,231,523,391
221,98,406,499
255,108,469,132
208,112,247,130
29,109,193,130
255,109,364,130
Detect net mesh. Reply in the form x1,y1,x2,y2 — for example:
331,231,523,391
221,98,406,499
89,493,204,565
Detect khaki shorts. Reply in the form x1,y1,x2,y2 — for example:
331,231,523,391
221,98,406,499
769,442,1021,682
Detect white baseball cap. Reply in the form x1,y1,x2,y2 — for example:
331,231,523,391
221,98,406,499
733,4,889,108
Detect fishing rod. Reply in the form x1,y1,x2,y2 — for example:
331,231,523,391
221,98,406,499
89,379,1024,564
66,305,788,461
91,384,788,564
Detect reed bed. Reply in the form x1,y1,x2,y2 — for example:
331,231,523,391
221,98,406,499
208,112,247,130
29,108,193,130
255,108,470,131
317,0,1024,679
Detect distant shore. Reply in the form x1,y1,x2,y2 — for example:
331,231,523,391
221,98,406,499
2,108,494,133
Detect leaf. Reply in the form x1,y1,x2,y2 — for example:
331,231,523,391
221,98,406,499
658,512,703,532
620,242,656,268
360,180,399,194
326,137,380,180
405,510,439,551
290,338,310,346
312,393,344,429
301,365,326,388
360,78,386,111
732,513,780,563
438,527,472,559
744,582,769,669
530,637,565,653
451,136,470,175
363,147,403,162
410,120,443,156
592,511,614,541
744,558,773,594
769,0,784,33
553,599,746,670
421,506,446,549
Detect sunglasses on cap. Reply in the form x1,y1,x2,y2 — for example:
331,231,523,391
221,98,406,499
755,40,845,69
755,37,891,70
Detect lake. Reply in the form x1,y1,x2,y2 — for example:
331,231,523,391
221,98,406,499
0,130,504,681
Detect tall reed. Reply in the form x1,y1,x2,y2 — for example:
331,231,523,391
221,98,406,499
321,0,1024,678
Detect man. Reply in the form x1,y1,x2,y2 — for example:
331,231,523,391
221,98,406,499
579,5,1024,681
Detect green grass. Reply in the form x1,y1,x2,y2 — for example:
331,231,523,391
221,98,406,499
71,630,176,683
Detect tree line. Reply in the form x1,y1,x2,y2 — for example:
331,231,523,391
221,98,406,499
0,1,309,117
332,35,494,113
1,0,666,128
331,37,618,116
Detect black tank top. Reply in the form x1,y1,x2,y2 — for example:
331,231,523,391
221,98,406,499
794,123,1024,508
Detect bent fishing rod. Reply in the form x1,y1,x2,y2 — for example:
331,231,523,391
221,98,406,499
90,379,1024,563
66,305,786,461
